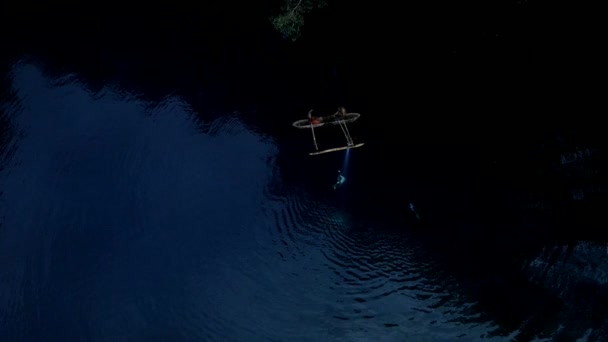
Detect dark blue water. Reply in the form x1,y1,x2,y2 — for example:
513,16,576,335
0,57,534,342
1,30,607,340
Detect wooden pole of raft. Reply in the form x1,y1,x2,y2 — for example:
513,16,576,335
309,143,365,156
310,123,319,151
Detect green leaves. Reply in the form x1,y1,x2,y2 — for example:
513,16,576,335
271,11,305,42
270,0,327,41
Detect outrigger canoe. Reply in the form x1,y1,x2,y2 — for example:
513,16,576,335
293,111,364,155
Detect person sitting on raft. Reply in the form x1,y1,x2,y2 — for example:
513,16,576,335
308,110,321,125
336,106,346,118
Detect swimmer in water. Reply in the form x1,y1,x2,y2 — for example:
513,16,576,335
333,170,346,190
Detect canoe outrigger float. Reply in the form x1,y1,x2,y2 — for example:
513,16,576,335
292,108,364,156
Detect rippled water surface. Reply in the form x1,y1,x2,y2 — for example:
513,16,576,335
1,61,541,341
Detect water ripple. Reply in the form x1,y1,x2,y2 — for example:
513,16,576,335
200,112,245,137
0,60,526,341
0,84,22,172
258,181,519,340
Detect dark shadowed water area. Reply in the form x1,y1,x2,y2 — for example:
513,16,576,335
0,57,523,342
1,3,607,342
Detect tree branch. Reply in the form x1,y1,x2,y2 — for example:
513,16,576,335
289,0,303,16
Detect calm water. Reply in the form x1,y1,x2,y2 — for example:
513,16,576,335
0,60,602,341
